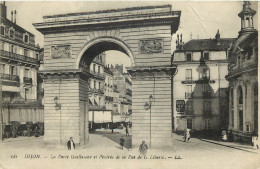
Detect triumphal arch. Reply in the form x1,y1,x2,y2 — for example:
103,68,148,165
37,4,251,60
34,5,181,148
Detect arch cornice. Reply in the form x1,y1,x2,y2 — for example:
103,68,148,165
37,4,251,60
75,36,135,69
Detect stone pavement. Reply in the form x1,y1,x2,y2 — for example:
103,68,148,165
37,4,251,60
201,138,258,153
0,133,259,169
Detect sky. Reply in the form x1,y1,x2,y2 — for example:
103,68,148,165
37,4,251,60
5,1,258,68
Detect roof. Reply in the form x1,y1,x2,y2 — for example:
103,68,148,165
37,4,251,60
178,38,236,52
104,67,113,75
0,17,35,36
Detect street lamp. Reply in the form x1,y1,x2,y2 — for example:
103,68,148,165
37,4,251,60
144,95,153,148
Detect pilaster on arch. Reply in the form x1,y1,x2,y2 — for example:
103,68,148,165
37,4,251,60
75,35,134,69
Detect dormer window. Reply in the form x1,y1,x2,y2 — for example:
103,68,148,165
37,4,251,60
186,53,192,61
204,52,209,61
9,27,15,39
23,33,29,43
0,25,5,36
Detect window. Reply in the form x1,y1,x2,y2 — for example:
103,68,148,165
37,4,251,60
202,68,210,79
24,34,29,43
185,69,192,81
36,53,39,60
204,52,209,61
11,45,14,53
0,25,5,35
25,68,29,77
186,53,192,61
185,85,192,99
25,89,29,101
203,100,211,111
10,66,16,75
9,28,14,39
205,119,211,129
187,119,192,129
185,101,193,114
98,66,100,73
1,64,5,74
93,64,96,73
24,49,28,57
99,82,101,89
94,81,96,89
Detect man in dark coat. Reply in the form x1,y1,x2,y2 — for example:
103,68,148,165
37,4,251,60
120,136,125,150
67,137,75,150
139,141,148,155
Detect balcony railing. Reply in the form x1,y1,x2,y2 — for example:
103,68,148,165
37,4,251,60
105,96,113,102
0,50,40,64
203,109,212,117
90,70,104,78
24,77,32,84
1,73,20,86
1,73,19,82
89,105,106,110
203,91,212,98
89,88,104,94
185,92,193,99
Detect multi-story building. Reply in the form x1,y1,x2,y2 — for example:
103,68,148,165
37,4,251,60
226,1,258,143
104,66,113,111
88,53,106,110
173,31,236,132
0,2,43,124
110,64,132,122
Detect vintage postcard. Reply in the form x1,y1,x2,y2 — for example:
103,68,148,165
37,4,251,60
0,1,259,169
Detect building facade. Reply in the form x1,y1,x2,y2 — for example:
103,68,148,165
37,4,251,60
0,2,43,124
173,32,236,132
88,53,106,111
226,2,258,142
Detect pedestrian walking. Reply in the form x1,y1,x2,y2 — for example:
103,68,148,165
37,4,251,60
126,125,129,136
120,135,125,150
67,137,75,150
139,141,148,155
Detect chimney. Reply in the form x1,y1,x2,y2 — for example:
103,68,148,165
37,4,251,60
11,10,13,22
215,29,221,45
0,1,7,18
14,10,16,24
190,32,192,40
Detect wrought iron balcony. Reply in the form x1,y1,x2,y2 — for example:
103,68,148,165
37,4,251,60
203,109,212,117
89,70,104,79
24,77,32,84
1,73,20,86
89,88,104,94
0,50,40,65
105,96,113,102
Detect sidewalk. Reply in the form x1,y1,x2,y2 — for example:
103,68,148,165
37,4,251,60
201,139,258,153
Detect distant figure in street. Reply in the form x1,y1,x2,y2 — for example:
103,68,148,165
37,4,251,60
221,130,227,142
183,129,191,142
67,137,75,150
120,136,125,150
126,125,129,136
139,141,148,155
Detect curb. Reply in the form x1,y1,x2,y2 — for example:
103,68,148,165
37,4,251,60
201,139,257,154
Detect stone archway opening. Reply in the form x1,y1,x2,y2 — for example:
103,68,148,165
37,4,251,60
77,39,134,146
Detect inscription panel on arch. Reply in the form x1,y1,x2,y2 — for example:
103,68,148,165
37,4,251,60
139,38,163,54
51,45,71,59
